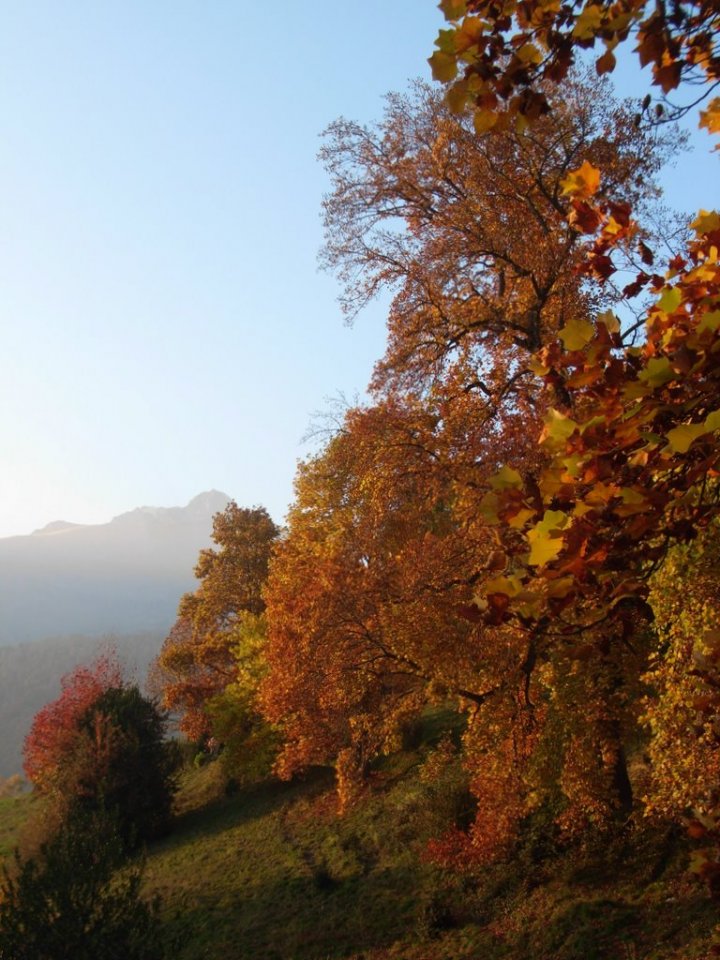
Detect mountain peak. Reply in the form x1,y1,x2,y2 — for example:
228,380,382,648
31,520,85,536
186,490,232,513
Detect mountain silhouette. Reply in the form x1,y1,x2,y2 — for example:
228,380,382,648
0,490,230,646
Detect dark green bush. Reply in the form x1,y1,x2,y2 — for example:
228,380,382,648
70,686,180,848
0,810,170,960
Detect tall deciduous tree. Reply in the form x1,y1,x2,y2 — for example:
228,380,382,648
153,503,279,740
263,72,675,847
321,77,675,405
421,0,720,875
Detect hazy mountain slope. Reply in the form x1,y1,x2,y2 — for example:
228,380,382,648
0,490,230,646
0,490,232,777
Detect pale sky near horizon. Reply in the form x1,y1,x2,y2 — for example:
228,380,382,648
0,3,716,538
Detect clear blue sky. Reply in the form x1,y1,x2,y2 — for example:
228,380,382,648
0,3,715,537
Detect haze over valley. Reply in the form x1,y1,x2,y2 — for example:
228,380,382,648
0,490,231,777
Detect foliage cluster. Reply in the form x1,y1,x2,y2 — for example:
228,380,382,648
1,655,179,957
152,503,279,782
142,1,720,951
0,810,169,960
23,653,178,847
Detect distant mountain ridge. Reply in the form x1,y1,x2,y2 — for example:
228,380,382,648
0,490,230,646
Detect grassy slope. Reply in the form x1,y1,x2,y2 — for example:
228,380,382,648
140,738,717,960
0,717,714,959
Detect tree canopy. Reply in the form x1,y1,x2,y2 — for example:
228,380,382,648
153,502,279,741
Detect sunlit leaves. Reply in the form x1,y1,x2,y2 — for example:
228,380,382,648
560,161,601,200
152,504,278,740
432,0,720,140
558,316,594,350
700,99,720,144
527,510,569,566
429,50,458,83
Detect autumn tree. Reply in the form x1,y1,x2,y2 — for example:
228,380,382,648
321,76,677,407
416,0,720,875
23,652,122,794
23,654,178,847
153,502,279,743
204,612,279,783
261,71,678,847
263,399,497,803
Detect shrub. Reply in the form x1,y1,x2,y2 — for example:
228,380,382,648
24,655,179,849
0,810,170,960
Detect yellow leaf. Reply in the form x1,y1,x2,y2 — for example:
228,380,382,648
438,0,467,19
527,510,569,567
509,507,536,529
455,16,485,49
604,216,626,236
579,415,606,434
697,309,720,333
528,355,550,376
699,98,720,137
704,409,720,432
479,491,500,524
516,43,543,65
572,4,604,40
538,467,565,497
559,316,594,350
620,487,645,504
546,577,575,599
657,286,682,313
473,108,498,134
483,575,522,597
528,536,563,568
666,423,706,453
489,465,523,490
585,481,618,505
691,210,720,236
540,408,579,448
561,455,583,478
559,160,601,200
446,81,469,114
638,356,674,388
597,309,620,333
429,51,458,83
435,28,457,53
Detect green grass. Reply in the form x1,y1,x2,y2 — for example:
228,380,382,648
138,720,718,960
0,793,34,863
3,714,717,959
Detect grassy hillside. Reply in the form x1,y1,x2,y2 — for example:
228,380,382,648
139,734,716,960
1,718,715,960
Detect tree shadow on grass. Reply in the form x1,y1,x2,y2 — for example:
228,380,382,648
160,767,335,851
166,863,425,960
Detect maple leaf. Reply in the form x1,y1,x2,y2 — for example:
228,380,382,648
558,317,594,350
560,160,601,200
